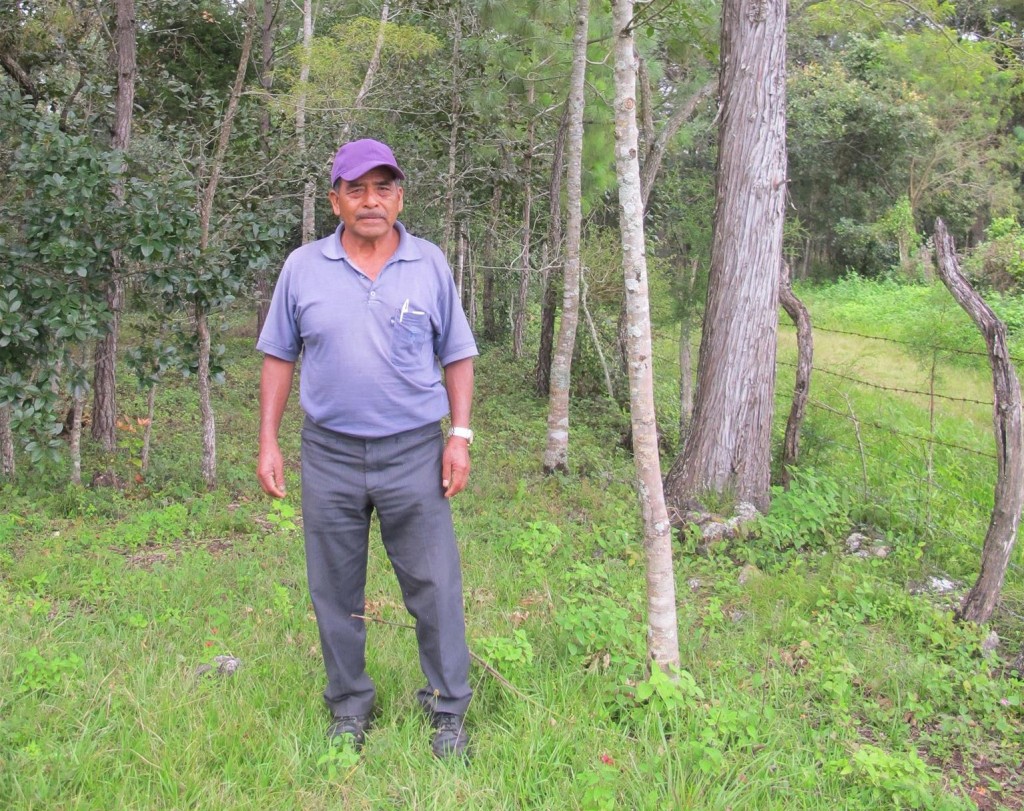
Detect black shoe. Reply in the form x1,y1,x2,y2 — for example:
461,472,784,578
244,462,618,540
430,712,470,760
327,713,372,750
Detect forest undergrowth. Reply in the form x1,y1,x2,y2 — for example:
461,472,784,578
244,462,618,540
1,278,1022,810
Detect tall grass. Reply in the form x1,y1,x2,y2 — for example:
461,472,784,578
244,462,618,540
1,284,1022,810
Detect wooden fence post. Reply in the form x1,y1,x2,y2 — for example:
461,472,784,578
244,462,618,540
934,218,1024,624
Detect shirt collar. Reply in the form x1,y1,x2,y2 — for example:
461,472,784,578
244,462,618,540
320,221,422,264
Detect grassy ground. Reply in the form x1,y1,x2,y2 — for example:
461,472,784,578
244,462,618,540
1,281,1022,810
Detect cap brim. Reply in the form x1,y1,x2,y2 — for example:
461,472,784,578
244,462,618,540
335,160,406,183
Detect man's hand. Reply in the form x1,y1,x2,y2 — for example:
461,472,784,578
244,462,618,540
442,436,470,498
257,442,287,498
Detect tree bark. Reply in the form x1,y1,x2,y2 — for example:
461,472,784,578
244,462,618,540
92,0,136,451
442,5,463,259
255,0,280,336
934,219,1024,624
69,394,84,486
664,0,787,514
612,0,681,673
779,259,812,488
342,0,390,141
679,259,698,441
0,405,13,478
513,81,535,359
534,91,571,397
195,1,256,490
298,0,315,244
542,0,588,474
482,158,504,342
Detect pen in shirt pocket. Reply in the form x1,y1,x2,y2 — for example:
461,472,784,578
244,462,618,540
399,298,426,323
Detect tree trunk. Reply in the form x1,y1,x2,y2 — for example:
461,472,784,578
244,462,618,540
298,0,315,244
612,0,681,673
0,404,13,478
664,0,787,514
341,1,390,141
195,1,255,490
92,0,136,451
442,5,463,259
513,81,535,359
934,219,1024,624
255,0,280,335
534,88,571,397
482,159,504,342
140,383,156,473
779,259,813,488
679,260,698,441
542,0,588,474
69,394,84,486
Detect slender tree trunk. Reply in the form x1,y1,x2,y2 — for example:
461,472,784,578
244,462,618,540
195,2,255,490
442,5,463,258
612,0,680,672
513,81,535,359
141,383,156,473
535,94,571,397
298,0,315,243
779,259,812,488
0,404,13,477
679,259,698,441
542,0,588,474
256,0,280,335
69,394,84,486
581,277,614,402
92,0,136,451
934,220,1024,624
482,160,504,342
664,0,787,514
341,0,390,141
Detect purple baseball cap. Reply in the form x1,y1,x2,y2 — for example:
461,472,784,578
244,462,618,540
330,139,406,186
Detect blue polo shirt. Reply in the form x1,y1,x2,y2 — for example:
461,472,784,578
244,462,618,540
257,222,478,438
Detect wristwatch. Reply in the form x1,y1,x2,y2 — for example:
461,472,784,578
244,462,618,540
447,426,474,445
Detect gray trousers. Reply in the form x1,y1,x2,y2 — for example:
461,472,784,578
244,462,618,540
300,418,472,718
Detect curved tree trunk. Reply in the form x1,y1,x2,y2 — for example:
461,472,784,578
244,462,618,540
92,0,136,451
612,0,681,673
542,0,588,474
779,259,813,488
664,0,787,514
934,219,1024,624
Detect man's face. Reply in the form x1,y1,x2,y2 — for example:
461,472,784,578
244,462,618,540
329,166,404,243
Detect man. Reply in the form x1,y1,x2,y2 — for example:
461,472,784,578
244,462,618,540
256,138,476,760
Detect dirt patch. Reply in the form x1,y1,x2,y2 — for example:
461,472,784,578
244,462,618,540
923,746,1024,810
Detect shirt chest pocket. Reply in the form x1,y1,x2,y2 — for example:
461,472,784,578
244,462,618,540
390,309,432,369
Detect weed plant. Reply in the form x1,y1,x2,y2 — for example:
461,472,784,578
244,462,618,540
0,292,1022,809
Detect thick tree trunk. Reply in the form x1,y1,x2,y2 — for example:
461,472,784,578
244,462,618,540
934,220,1024,624
534,90,570,397
0,404,13,477
779,259,813,487
92,0,136,451
664,0,787,514
513,82,535,359
542,0,588,474
612,0,681,674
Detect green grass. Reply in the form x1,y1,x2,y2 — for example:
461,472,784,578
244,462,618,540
1,283,1023,809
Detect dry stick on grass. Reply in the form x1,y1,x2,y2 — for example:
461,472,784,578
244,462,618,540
351,614,532,704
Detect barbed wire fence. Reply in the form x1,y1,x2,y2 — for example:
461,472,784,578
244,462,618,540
651,317,1024,632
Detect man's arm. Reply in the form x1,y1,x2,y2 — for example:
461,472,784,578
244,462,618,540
257,354,296,498
441,356,474,498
